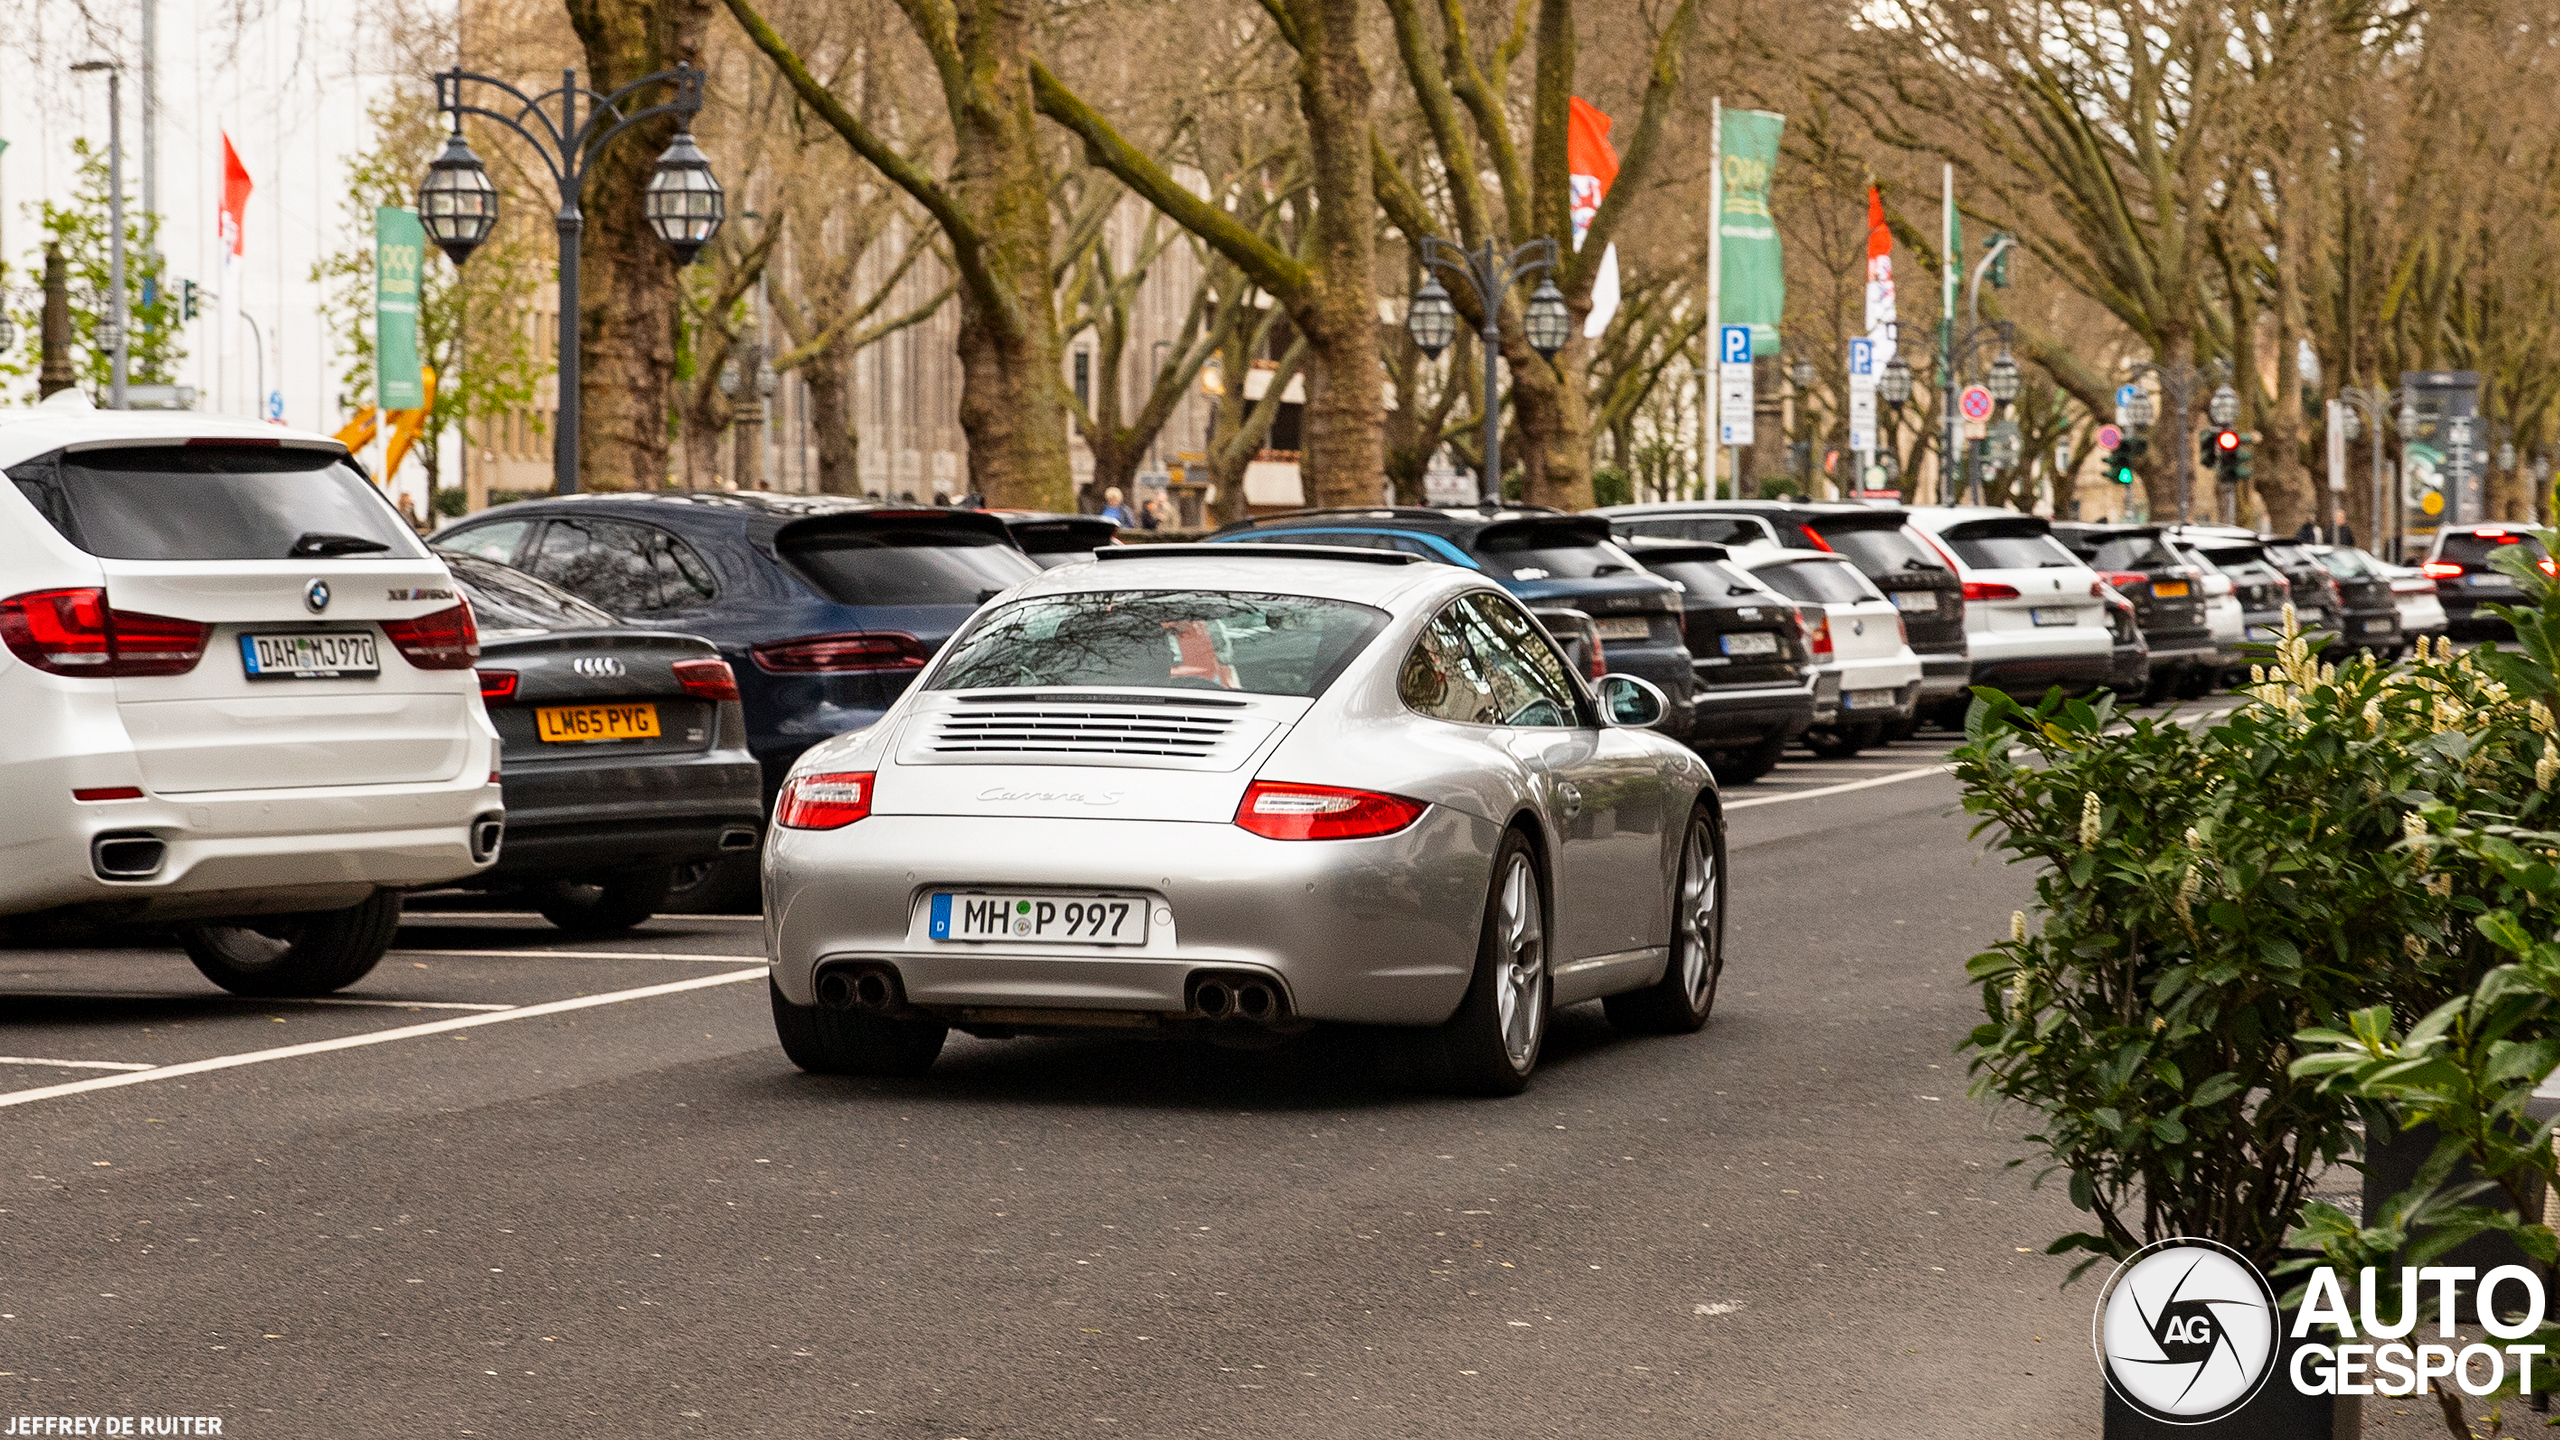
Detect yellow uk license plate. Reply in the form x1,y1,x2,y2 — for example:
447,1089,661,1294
535,703,660,743
2152,580,2190,598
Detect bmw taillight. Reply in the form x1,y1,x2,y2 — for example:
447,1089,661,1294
1962,581,2022,601
381,601,479,670
775,771,875,830
750,632,929,674
672,656,741,701
2421,561,2464,579
1234,780,1427,841
0,587,211,677
1802,612,1833,660
476,669,519,703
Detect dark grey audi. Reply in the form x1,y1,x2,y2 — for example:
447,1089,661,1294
438,550,764,933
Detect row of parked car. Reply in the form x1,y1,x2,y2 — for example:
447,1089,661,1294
0,392,2519,999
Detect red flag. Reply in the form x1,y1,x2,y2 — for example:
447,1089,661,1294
221,133,253,258
1566,98,1619,246
1866,186,1890,264
1863,186,1897,367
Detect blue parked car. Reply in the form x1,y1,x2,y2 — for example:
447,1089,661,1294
433,493,1040,906
1203,508,1695,741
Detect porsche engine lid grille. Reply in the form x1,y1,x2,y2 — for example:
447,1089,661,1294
924,706,1239,759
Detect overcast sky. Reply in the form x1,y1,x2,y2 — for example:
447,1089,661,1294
2,1,395,431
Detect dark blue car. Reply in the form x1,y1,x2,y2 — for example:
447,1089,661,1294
433,494,1040,904
1204,508,1695,741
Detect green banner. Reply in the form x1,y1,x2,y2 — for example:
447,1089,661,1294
375,206,425,411
1719,110,1786,354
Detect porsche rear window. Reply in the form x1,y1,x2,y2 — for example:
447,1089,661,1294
931,590,1389,697
9,445,426,561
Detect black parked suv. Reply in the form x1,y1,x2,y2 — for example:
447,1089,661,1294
1205,508,1696,742
2307,544,2404,656
1596,501,1966,734
1621,539,1817,782
2423,524,2553,638
2049,522,2217,701
2170,524,2341,643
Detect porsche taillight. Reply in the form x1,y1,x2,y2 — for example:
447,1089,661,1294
775,771,875,830
1234,781,1427,841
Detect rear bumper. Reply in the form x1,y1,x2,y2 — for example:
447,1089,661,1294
1971,652,2117,698
766,811,1505,1025
1915,649,1972,702
1689,681,1815,746
484,749,765,879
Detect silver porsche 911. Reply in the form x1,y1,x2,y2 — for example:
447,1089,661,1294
762,544,1726,1094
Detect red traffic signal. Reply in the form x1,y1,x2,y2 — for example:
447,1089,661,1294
2214,429,2240,452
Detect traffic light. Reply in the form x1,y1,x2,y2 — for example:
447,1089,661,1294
2232,432,2253,483
2109,434,2147,485
2211,428,2241,484
181,279,200,322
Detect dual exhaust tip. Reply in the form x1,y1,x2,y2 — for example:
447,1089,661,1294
1190,975,1282,1024
817,965,900,1014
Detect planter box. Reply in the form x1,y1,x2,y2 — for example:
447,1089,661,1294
2361,1119,2548,1276
2102,1331,2357,1439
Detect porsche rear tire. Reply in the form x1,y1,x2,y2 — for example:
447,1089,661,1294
770,979,946,1077
1418,832,1550,1097
1606,804,1726,1035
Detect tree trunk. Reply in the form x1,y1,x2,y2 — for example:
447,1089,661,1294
1283,0,1384,508
681,389,729,487
564,0,716,491
2147,329,2195,524
804,352,861,495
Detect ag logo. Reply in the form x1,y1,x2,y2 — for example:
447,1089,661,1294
2095,1238,2279,1424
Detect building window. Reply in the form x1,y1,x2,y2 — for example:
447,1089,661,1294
1074,350,1090,409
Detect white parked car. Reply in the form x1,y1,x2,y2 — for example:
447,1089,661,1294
2376,558,2451,649
2164,539,2248,683
1903,507,2113,719
0,394,503,994
1725,547,1922,757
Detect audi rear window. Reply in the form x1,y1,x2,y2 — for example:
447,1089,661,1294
1814,525,1946,577
2087,535,2178,571
9,445,426,561
782,524,1041,606
437,549,617,632
932,590,1388,697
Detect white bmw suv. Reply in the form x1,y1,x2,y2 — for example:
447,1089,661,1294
0,394,503,994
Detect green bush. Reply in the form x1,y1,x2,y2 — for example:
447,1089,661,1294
1591,465,1633,508
1954,617,2554,1274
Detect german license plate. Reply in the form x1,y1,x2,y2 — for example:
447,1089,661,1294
240,631,380,679
1893,591,1938,613
1593,616,1651,641
2152,580,2189,598
929,892,1150,945
2030,607,2078,626
1719,631,1780,657
536,703,661,742
1842,688,1897,711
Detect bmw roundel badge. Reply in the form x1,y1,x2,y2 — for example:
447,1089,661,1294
304,578,331,614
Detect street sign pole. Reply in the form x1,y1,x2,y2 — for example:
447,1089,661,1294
1718,325,1755,496
1846,338,1877,500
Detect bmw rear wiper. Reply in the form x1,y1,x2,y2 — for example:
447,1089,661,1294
290,531,391,557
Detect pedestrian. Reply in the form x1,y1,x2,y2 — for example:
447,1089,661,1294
2338,522,2358,549
1100,486,1133,526
2295,521,2319,542
1141,494,1168,531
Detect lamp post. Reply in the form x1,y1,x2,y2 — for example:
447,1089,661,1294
1404,236,1569,510
419,64,722,495
70,60,126,410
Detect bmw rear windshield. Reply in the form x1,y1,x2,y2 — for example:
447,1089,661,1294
931,590,1389,697
7,444,427,560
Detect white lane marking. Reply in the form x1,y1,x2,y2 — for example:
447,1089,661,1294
0,993,514,1013
394,948,761,963
0,1057,158,1072
403,911,765,923
1726,763,1954,810
0,968,768,1110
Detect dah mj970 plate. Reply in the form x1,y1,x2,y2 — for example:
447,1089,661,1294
929,893,1150,945
239,631,381,679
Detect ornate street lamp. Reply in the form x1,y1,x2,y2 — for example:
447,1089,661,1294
1405,278,1457,359
418,131,498,265
1789,355,1815,391
1406,236,1564,509
1987,351,2021,404
421,63,719,494
2208,381,2241,429
1878,354,1913,408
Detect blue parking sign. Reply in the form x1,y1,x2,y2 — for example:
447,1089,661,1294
1721,325,1752,366
1849,338,1874,377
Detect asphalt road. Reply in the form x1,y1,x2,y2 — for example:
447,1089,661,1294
0,729,2142,1439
